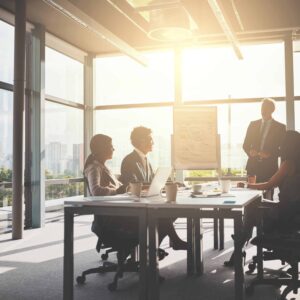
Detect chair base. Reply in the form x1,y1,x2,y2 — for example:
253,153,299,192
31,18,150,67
246,261,300,300
77,259,139,291
246,251,286,274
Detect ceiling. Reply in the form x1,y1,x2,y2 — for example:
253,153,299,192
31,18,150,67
1,0,300,56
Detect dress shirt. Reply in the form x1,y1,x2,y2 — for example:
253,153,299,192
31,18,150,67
134,148,148,170
260,119,272,151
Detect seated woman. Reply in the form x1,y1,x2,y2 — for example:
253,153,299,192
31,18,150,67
224,130,300,267
84,134,133,242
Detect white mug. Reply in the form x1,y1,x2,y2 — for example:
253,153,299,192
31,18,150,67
220,179,231,193
126,182,142,197
160,183,178,203
192,183,203,194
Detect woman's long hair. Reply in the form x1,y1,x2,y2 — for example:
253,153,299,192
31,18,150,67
84,134,112,169
280,130,300,171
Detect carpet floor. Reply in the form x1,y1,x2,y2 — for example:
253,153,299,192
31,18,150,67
0,215,298,300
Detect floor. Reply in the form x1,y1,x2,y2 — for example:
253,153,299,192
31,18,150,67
0,214,298,300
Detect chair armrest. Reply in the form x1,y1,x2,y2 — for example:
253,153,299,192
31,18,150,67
258,200,279,209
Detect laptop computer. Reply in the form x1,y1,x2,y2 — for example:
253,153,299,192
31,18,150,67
141,167,172,197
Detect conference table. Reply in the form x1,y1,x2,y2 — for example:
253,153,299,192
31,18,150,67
63,189,261,300
147,189,261,300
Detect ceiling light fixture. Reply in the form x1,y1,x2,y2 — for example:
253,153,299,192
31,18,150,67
147,6,193,42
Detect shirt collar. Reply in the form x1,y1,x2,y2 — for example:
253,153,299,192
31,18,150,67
262,118,273,125
134,148,147,161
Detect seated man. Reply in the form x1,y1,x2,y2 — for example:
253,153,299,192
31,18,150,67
119,126,187,250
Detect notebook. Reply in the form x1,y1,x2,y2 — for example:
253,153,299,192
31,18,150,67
141,167,172,197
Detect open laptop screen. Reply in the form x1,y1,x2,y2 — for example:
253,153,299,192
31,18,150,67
142,167,172,197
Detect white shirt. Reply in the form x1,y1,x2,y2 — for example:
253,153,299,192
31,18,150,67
260,119,272,151
134,148,148,170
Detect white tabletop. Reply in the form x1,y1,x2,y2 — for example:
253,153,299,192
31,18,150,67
147,189,261,209
64,189,261,210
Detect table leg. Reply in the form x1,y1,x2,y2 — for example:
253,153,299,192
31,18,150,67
256,212,264,280
64,209,74,300
234,215,244,300
187,217,195,275
195,217,204,275
219,215,224,250
139,212,148,300
148,210,159,300
213,209,219,249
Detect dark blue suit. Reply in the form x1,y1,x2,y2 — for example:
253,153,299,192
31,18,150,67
243,119,286,182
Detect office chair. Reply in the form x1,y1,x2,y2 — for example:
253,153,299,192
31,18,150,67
245,230,300,300
82,176,116,260
76,217,140,291
244,199,300,300
77,177,168,291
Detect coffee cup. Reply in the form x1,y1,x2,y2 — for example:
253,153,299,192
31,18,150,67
247,175,256,184
160,182,178,203
237,182,245,188
126,182,142,198
220,179,231,193
192,183,203,194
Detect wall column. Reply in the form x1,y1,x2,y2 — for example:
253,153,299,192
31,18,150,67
12,0,26,239
284,35,295,130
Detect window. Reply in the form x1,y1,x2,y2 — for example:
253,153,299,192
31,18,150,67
45,101,83,177
45,45,84,200
95,51,174,105
96,107,172,174
45,47,84,103
0,90,13,208
0,20,14,84
295,102,300,132
294,40,300,96
182,42,285,101
45,101,84,200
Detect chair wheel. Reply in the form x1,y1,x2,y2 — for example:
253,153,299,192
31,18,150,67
76,275,86,284
247,262,256,274
107,282,117,291
101,253,108,260
245,285,254,296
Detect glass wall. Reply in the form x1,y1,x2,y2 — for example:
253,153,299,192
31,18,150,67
45,48,84,200
294,40,300,97
95,42,288,177
95,51,174,105
0,90,13,208
182,42,285,101
45,47,84,104
294,40,300,132
0,19,14,214
0,20,14,84
96,107,172,174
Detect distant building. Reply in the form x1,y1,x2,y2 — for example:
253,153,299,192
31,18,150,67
45,142,67,175
72,144,83,176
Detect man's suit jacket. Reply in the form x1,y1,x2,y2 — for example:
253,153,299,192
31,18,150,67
243,119,286,182
119,150,154,186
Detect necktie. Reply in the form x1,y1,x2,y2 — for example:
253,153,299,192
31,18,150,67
259,121,267,151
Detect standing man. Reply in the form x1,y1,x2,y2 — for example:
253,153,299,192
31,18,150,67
119,126,187,250
243,98,286,189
